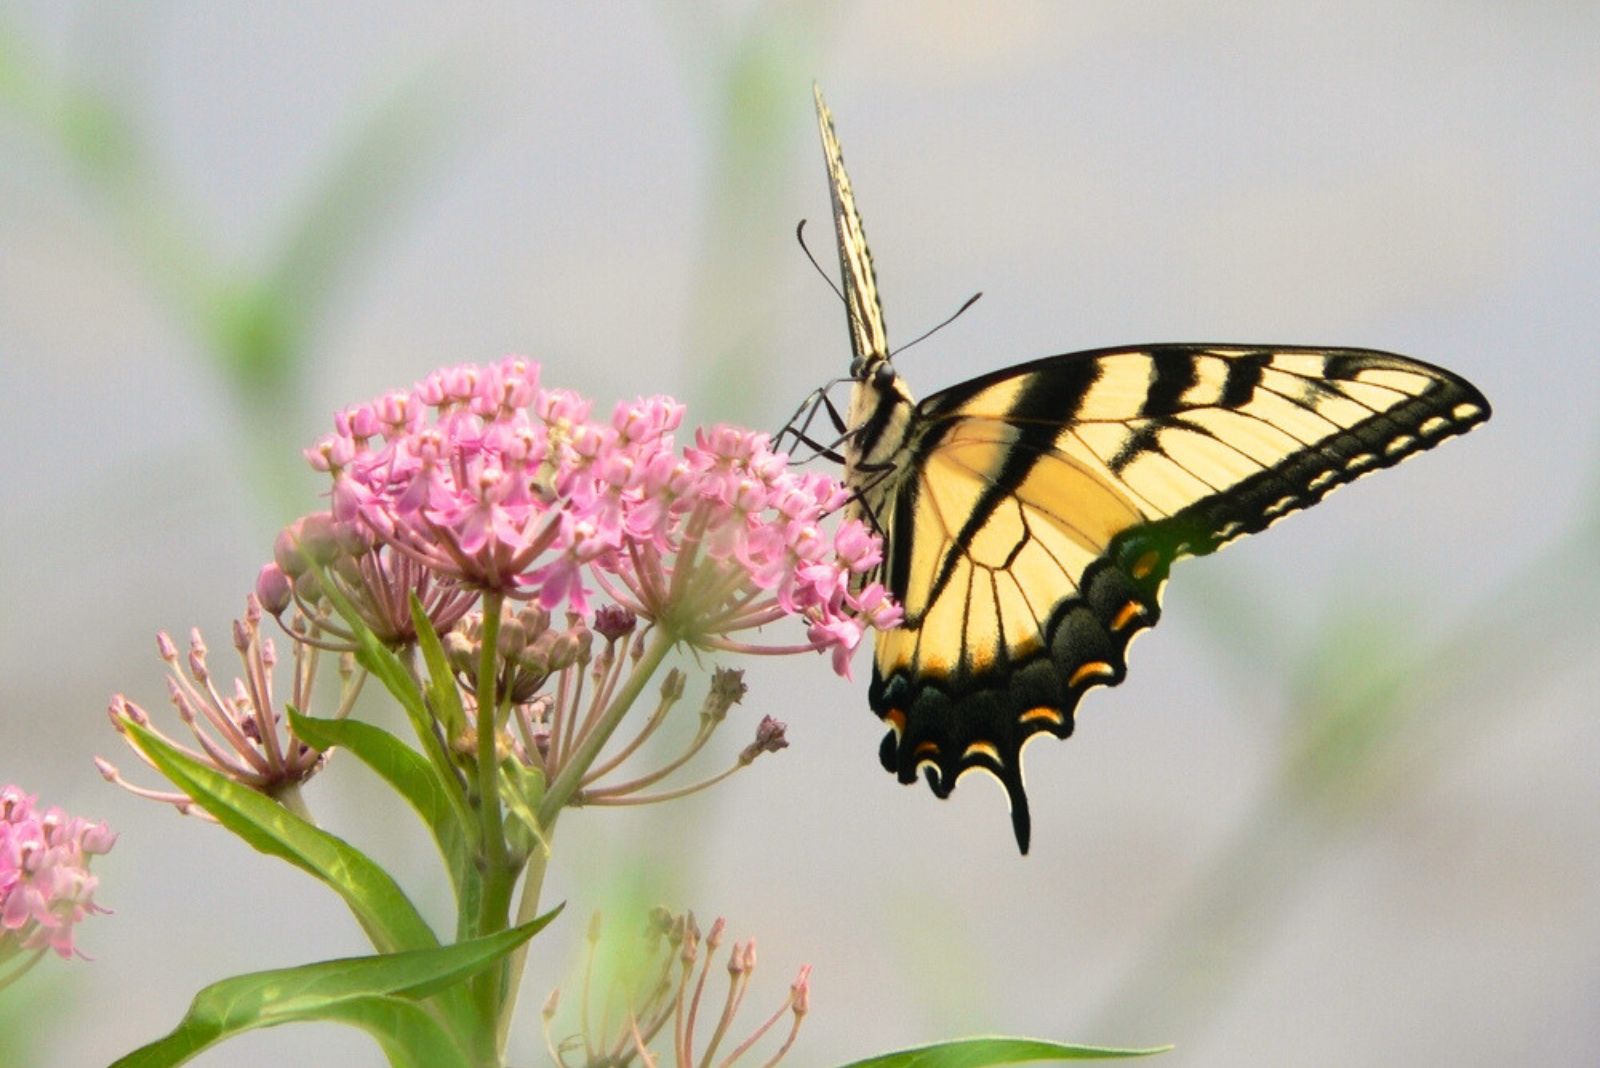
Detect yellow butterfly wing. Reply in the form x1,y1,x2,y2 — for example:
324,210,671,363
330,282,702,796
869,344,1490,852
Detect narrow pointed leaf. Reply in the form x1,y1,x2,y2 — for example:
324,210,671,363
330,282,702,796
836,1037,1172,1068
112,908,560,1068
288,710,473,900
123,720,436,955
307,562,462,790
115,995,464,1068
410,593,467,739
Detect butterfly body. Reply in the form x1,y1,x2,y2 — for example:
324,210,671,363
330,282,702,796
811,88,1490,853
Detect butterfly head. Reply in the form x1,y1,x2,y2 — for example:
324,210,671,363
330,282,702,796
850,352,900,391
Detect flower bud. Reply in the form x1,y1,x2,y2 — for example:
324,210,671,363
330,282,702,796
255,564,292,615
515,605,552,638
593,604,636,642
296,512,341,566
293,568,324,604
443,630,475,673
332,515,375,556
498,618,528,659
545,632,582,673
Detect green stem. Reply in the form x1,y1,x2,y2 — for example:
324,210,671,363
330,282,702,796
494,829,555,1057
276,782,315,824
470,591,511,1056
538,628,677,824
0,945,47,993
486,628,676,1058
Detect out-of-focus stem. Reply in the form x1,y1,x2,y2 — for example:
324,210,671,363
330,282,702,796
538,629,675,823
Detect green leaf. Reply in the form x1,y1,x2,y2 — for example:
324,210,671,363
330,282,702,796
411,592,467,740
112,908,561,1068
288,709,473,901
308,565,461,792
835,1037,1172,1068
123,719,437,956
499,761,550,862
118,995,463,1068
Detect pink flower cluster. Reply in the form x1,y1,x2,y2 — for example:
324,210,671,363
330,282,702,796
1,786,115,960
302,359,900,675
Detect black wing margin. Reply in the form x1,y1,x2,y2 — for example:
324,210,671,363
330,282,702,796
867,344,1490,852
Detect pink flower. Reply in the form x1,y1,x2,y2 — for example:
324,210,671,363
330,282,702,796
1,786,114,961
308,361,900,676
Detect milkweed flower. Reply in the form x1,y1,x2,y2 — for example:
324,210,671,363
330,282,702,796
257,510,479,651
99,595,355,815
0,786,115,973
306,357,900,674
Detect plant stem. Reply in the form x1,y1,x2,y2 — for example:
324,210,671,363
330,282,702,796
470,591,511,1055
493,628,675,1058
538,629,676,824
276,782,314,824
494,829,555,1057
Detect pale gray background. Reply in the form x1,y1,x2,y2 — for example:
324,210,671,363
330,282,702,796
1,3,1596,1066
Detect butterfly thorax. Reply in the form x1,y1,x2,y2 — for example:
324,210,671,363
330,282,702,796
842,357,917,526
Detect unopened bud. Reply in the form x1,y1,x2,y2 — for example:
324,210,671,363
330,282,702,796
593,604,636,642
331,553,363,586
543,987,560,1021
498,619,528,659
546,632,582,672
187,632,209,682
660,668,686,703
293,568,324,604
296,512,341,565
792,965,812,1016
443,630,476,673
255,564,292,615
332,515,374,556
516,605,551,638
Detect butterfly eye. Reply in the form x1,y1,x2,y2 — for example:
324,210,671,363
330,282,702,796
872,363,897,390
849,357,866,379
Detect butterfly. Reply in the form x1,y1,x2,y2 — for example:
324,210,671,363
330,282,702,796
797,86,1491,854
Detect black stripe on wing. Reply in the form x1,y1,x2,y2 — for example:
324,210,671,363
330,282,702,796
869,344,1490,853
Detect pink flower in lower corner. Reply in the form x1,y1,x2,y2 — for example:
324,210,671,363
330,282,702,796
0,786,115,962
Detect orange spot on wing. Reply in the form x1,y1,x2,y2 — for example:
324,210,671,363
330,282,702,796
1130,550,1160,580
1020,706,1064,726
1111,600,1144,631
883,708,906,732
963,741,1001,764
1068,661,1116,688
913,741,941,759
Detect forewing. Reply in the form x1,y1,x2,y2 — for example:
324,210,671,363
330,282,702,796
869,344,1490,852
814,85,890,365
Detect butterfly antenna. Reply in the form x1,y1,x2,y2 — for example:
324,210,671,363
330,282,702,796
888,291,982,360
796,219,847,305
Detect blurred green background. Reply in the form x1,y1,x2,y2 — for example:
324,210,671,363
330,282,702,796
2,3,1596,1066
